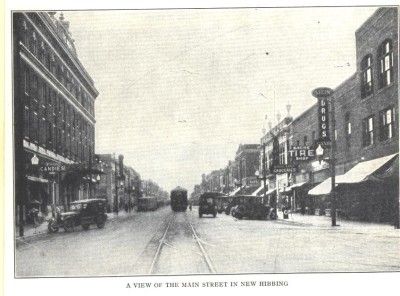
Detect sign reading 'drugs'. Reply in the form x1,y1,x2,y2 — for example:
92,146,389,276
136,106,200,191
312,87,333,144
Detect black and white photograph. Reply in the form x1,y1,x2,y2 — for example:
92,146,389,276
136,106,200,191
3,0,400,294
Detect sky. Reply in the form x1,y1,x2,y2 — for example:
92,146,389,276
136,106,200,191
61,7,377,192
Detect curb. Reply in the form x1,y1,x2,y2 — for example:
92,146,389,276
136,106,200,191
16,212,135,242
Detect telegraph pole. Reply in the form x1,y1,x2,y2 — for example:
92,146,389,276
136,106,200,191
312,87,337,227
330,96,337,226
262,142,267,203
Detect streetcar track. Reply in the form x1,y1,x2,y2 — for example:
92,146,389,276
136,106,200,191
148,212,217,274
148,215,174,274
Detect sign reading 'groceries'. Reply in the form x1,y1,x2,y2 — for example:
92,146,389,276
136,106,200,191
312,87,333,144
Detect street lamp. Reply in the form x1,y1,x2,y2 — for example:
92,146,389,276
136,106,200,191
31,153,39,165
315,144,324,164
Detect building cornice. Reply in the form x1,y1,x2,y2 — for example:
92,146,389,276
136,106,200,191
24,12,99,98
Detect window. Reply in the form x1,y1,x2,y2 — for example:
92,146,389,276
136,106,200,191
378,40,394,88
380,107,396,141
29,31,37,56
303,135,308,146
345,113,351,135
279,143,285,165
312,131,316,141
361,55,373,98
23,67,29,95
296,140,300,147
362,116,374,147
345,113,351,148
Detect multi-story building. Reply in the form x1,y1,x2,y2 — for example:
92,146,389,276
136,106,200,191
232,144,260,195
287,8,398,223
14,12,99,226
259,113,293,206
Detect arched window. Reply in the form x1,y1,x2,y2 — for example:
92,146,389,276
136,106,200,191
378,39,394,88
361,54,373,98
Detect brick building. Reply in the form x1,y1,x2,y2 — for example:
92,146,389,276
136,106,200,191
287,8,398,223
14,12,99,228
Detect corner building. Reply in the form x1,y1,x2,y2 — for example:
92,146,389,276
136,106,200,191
14,12,99,222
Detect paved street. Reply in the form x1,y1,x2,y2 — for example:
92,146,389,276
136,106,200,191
15,207,400,277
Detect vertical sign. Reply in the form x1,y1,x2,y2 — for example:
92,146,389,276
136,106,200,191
312,87,334,145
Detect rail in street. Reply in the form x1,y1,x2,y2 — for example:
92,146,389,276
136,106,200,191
146,212,216,275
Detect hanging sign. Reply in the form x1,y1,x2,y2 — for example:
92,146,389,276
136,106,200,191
312,87,333,144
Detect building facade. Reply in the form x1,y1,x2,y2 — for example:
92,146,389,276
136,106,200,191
14,12,99,226
286,7,398,222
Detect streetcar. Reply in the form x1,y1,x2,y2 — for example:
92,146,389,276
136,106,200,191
137,196,158,211
170,186,188,212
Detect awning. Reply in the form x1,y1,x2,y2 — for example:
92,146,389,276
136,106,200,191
308,153,398,196
26,175,49,183
255,187,276,197
290,181,308,189
229,186,243,196
251,185,265,196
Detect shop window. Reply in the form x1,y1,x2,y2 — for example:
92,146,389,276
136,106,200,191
361,55,373,98
378,39,394,88
362,116,374,147
379,107,396,141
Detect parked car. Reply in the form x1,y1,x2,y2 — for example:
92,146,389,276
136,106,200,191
48,199,108,233
199,193,218,218
230,195,271,220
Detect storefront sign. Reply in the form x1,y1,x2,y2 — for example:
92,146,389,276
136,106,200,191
312,87,333,144
39,164,66,173
272,164,297,174
289,146,315,161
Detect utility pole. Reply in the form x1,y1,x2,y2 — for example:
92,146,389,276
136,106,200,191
330,97,337,227
114,154,118,215
312,87,336,227
262,142,267,203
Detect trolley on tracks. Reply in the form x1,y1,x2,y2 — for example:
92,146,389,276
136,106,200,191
170,187,188,212
137,196,159,211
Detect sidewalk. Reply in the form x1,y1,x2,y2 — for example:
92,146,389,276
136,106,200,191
276,211,400,236
15,210,135,239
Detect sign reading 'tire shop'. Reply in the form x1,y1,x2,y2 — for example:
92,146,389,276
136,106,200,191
289,146,315,161
312,87,333,144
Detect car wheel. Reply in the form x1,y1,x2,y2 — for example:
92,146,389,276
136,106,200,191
82,224,90,230
96,217,106,229
47,220,59,233
63,219,74,232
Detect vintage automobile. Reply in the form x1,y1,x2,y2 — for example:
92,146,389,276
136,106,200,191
199,192,218,218
230,195,272,220
48,199,108,233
